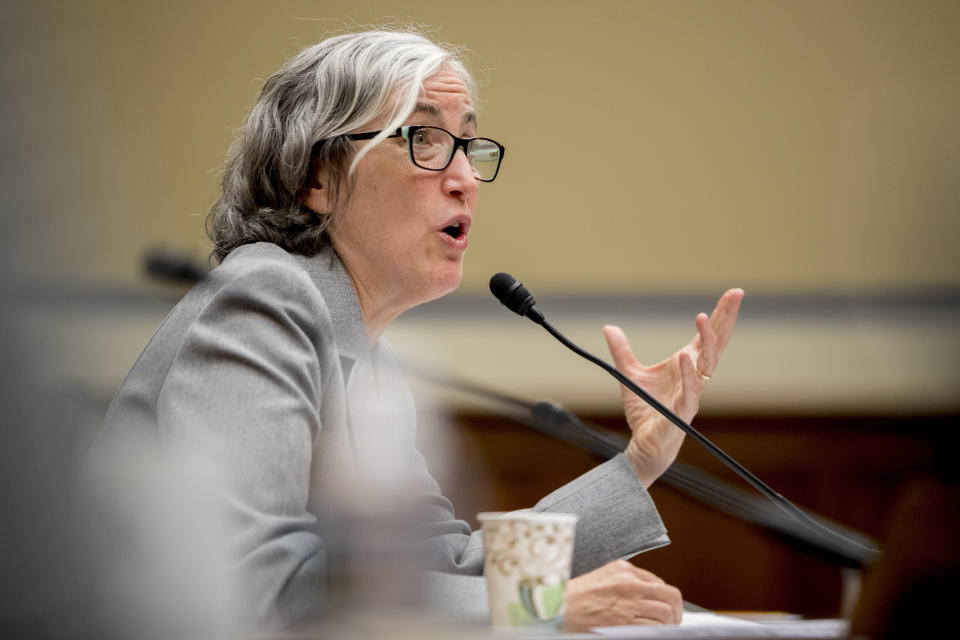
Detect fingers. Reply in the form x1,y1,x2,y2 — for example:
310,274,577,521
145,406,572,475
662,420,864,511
623,579,682,624
565,561,684,629
677,351,700,392
664,350,701,422
614,561,683,624
692,288,743,377
709,288,744,353
627,598,677,625
602,324,639,371
694,312,717,377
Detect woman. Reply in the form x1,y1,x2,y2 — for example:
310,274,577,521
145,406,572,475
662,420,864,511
95,30,742,630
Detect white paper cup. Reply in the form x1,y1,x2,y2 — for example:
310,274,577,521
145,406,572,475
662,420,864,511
477,512,578,628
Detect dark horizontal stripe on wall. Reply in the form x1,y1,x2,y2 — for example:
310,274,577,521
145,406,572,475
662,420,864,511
6,283,960,319
405,288,960,320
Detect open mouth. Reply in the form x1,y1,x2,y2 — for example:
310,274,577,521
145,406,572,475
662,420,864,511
438,217,470,247
442,222,464,239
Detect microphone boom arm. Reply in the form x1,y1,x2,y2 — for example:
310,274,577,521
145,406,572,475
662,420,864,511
538,316,879,559
489,272,878,561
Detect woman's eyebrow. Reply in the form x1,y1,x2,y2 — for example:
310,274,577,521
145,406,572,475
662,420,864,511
411,102,478,128
411,102,442,121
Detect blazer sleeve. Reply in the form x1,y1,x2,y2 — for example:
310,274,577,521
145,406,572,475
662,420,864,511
416,452,670,624
155,262,332,628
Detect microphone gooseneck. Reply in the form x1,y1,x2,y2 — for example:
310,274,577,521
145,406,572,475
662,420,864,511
488,272,880,560
409,361,877,567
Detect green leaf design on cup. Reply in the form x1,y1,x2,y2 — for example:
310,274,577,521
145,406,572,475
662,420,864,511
508,601,533,626
518,577,566,622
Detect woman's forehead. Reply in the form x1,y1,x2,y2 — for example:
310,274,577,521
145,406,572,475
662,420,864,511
416,71,476,124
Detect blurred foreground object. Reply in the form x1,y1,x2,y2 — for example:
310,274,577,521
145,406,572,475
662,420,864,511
852,471,960,638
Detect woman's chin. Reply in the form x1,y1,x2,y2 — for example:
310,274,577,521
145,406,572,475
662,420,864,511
424,265,464,302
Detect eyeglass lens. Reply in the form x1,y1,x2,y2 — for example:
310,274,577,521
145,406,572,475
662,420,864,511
409,127,501,181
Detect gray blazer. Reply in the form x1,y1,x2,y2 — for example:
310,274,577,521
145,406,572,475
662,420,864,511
93,242,669,628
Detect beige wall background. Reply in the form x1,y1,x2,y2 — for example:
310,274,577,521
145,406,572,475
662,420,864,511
5,0,959,294
3,1,958,414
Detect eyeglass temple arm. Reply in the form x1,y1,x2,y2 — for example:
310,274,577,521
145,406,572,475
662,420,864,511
345,129,403,141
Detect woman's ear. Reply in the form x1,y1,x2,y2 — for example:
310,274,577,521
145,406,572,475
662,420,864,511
303,170,331,215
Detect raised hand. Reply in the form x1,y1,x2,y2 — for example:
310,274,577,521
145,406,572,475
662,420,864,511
602,289,744,487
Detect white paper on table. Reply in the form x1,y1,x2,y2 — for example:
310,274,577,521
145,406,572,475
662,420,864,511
592,612,850,638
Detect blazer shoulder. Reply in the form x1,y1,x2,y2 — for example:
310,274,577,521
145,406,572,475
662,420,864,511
215,243,317,294
174,244,336,350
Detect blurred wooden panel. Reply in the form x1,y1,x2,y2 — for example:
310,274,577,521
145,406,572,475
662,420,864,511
418,410,946,616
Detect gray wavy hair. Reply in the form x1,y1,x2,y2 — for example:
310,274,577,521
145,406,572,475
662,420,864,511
206,30,476,262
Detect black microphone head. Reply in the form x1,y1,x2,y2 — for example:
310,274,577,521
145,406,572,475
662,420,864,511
143,249,208,284
489,272,519,305
489,272,545,323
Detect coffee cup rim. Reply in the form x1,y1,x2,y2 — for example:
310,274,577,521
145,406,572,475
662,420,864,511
477,511,578,523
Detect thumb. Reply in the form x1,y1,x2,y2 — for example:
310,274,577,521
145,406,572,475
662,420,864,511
602,325,639,372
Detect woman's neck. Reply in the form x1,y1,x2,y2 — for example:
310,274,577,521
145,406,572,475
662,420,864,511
331,243,410,347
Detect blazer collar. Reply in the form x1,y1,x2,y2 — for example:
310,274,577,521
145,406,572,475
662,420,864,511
296,243,371,364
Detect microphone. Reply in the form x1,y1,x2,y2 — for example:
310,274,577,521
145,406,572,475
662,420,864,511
488,272,879,559
489,272,544,324
143,248,209,284
408,360,877,567
531,402,877,567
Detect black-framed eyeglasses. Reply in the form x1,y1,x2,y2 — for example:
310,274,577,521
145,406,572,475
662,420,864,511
347,125,505,182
